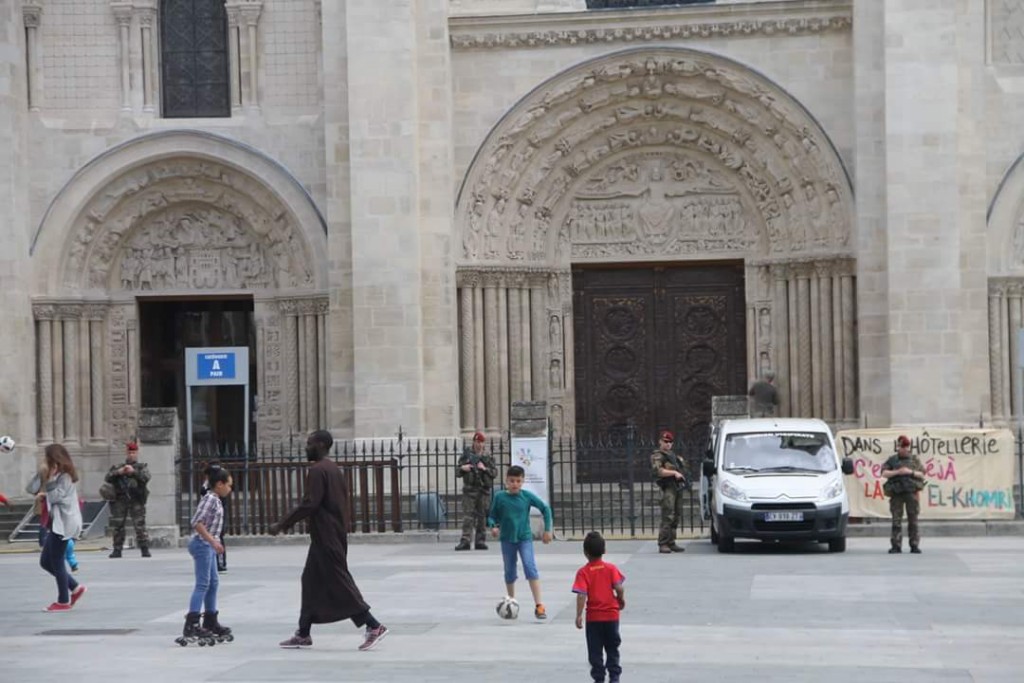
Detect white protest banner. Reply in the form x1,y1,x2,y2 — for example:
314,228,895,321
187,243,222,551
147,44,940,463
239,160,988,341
837,428,1016,520
511,436,549,511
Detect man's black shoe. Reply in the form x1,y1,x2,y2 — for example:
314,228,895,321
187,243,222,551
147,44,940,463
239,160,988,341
888,547,902,554
454,540,471,551
475,542,488,550
910,547,922,554
140,546,151,558
109,548,122,558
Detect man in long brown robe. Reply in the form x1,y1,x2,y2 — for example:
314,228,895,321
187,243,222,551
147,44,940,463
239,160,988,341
272,429,388,651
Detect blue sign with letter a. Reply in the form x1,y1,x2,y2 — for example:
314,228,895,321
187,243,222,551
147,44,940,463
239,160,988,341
197,352,235,380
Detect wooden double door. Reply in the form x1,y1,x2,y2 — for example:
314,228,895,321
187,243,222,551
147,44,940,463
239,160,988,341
573,263,747,462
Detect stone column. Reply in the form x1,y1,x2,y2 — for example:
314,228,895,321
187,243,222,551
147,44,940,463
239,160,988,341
138,6,157,112
796,275,812,417
772,268,791,416
37,318,53,443
508,288,522,399
283,309,299,433
304,313,318,431
809,275,822,417
459,286,475,430
484,286,499,431
90,317,105,441
22,3,42,111
296,310,308,429
497,286,509,428
225,3,243,113
111,3,133,112
78,317,91,442
52,320,64,443
989,290,1002,418
818,269,835,420
841,274,857,420
521,292,533,399
531,286,547,403
239,2,262,111
473,285,485,429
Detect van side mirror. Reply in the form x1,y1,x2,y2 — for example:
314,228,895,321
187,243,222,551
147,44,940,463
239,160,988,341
702,459,716,477
841,457,854,476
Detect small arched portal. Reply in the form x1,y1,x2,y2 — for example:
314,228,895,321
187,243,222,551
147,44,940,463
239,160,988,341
31,131,329,448
455,47,858,444
985,152,1024,421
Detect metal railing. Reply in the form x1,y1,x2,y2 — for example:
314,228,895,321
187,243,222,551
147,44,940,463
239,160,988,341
175,431,703,538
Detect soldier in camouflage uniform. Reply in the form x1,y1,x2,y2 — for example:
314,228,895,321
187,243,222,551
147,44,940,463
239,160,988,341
881,435,926,554
651,430,688,554
454,432,497,551
106,441,152,558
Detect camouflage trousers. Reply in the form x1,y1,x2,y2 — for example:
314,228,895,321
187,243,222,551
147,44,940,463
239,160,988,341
460,489,490,544
889,492,920,550
110,499,149,549
657,485,687,548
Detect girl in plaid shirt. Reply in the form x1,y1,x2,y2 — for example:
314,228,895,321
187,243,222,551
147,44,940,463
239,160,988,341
179,468,233,645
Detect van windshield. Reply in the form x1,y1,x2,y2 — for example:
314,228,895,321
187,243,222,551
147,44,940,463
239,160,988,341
722,432,835,474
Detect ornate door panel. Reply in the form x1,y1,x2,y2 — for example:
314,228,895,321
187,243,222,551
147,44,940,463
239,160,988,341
574,264,747,462
573,268,656,440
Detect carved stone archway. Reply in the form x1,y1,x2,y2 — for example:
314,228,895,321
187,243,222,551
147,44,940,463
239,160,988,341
985,152,1024,420
455,48,857,435
31,131,328,447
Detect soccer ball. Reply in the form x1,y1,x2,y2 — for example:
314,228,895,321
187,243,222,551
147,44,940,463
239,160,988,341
0,435,14,453
495,596,519,620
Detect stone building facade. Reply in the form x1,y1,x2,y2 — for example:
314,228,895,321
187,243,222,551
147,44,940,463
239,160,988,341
2,0,1024,496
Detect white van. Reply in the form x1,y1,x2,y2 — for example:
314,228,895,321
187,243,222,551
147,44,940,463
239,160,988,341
700,417,854,553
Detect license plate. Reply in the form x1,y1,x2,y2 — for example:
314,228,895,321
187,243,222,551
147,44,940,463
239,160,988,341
764,511,804,522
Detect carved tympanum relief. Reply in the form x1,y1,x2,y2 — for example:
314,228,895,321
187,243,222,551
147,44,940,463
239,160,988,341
566,152,757,259
115,206,274,291
457,49,853,266
62,159,315,292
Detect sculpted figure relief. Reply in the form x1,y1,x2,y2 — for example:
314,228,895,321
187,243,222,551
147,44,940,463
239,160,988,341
115,208,275,291
458,51,852,267
62,159,317,292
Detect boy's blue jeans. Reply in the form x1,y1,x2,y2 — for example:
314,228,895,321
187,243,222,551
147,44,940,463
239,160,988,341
500,539,539,584
188,536,218,614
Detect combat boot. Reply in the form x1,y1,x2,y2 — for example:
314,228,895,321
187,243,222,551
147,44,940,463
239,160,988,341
140,544,151,558
108,548,122,558
454,539,471,551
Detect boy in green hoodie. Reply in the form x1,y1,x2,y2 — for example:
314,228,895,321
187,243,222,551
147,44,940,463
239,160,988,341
488,465,554,620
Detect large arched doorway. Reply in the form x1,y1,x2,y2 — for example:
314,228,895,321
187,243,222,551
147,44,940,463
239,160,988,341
455,47,857,448
30,131,328,448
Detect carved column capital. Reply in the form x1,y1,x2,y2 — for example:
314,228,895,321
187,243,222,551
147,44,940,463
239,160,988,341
137,7,156,28
278,296,329,316
110,1,133,25
23,3,43,28
225,3,242,27
236,0,264,27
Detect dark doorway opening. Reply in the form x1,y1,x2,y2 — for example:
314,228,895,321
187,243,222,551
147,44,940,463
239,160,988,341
139,298,256,449
573,262,747,466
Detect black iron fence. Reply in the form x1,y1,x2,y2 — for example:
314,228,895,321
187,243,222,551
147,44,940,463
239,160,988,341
176,429,1024,539
176,432,704,539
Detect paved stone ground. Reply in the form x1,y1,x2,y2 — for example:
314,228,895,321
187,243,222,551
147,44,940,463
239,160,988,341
2,536,1024,682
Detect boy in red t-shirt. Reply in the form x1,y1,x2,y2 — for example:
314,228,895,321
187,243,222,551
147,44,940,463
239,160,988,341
572,531,625,683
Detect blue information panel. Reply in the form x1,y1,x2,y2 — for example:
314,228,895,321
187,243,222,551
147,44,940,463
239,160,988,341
197,352,236,380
